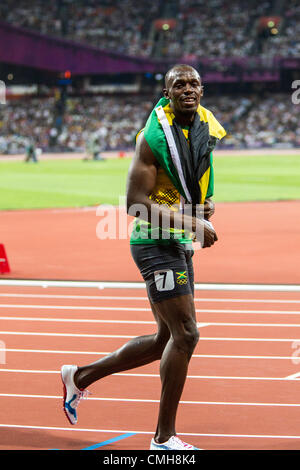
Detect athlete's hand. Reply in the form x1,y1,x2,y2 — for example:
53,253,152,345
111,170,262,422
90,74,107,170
192,218,218,248
202,220,218,248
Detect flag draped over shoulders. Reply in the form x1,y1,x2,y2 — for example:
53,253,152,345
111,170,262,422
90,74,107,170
140,96,226,205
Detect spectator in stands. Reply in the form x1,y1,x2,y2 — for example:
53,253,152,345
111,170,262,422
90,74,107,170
0,92,299,154
2,0,298,60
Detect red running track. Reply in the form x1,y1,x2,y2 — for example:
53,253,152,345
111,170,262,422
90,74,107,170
0,200,300,284
1,284,300,450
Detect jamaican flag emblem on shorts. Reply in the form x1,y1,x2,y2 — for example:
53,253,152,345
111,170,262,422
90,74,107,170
176,271,188,285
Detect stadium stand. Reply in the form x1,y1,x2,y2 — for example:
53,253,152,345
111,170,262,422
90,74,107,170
0,0,298,58
258,0,300,58
0,0,299,153
0,0,160,58
1,92,299,153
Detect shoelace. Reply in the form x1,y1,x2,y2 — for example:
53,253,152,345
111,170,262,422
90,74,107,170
171,436,194,449
74,389,91,407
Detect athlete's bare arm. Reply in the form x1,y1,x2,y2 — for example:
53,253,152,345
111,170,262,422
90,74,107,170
126,132,217,247
126,131,158,212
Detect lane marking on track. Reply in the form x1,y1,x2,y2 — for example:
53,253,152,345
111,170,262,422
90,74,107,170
197,322,300,327
81,433,137,450
1,423,300,439
0,348,296,360
2,316,300,328
1,304,300,315
0,316,157,325
199,310,300,315
0,331,299,341
0,279,300,292
0,331,135,338
0,316,205,328
0,369,299,381
285,372,300,380
1,293,300,304
1,392,300,407
0,304,151,311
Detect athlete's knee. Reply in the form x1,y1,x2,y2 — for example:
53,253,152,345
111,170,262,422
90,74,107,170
173,320,199,355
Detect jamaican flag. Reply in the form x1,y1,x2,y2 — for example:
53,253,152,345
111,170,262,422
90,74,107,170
141,96,226,205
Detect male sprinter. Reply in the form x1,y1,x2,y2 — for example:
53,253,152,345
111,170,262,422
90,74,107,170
61,65,226,450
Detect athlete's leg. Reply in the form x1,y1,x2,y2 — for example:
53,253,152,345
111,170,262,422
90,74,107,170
74,302,170,390
128,243,197,442
153,293,198,443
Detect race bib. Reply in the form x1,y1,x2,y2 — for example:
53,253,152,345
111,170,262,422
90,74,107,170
154,270,175,291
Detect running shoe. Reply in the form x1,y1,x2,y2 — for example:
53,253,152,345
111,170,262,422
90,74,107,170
150,435,200,450
61,364,89,425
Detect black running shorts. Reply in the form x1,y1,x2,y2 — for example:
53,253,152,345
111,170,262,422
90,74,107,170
130,242,194,303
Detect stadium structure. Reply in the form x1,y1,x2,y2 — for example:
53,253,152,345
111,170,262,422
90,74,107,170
0,1,300,453
0,0,299,156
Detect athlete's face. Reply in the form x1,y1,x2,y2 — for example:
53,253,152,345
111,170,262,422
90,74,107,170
163,69,203,115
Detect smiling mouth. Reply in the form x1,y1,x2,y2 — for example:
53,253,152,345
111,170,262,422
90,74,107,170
182,97,196,103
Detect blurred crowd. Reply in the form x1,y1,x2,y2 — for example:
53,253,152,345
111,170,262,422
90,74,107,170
0,93,299,154
0,0,159,58
0,97,55,154
202,94,300,148
0,0,299,59
260,0,300,58
57,95,153,151
158,0,271,59
0,94,154,154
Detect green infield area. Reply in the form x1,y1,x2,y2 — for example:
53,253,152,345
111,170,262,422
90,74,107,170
0,153,299,210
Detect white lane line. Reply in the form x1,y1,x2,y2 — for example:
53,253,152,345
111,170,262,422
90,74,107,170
0,348,296,360
0,316,209,328
1,304,300,315
0,293,150,301
0,331,134,338
199,322,300,327
194,311,300,315
0,316,156,325
0,348,112,355
285,372,300,380
0,369,59,374
0,369,299,381
207,322,300,327
0,331,299,341
1,293,300,304
0,393,300,407
197,310,300,315
0,279,300,292
1,423,300,439
0,304,151,311
2,316,300,328
3,316,300,331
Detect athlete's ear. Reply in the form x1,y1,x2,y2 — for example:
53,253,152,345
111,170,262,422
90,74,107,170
200,86,204,97
163,88,170,99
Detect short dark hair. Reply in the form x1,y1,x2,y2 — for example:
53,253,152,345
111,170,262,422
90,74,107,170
164,64,201,88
